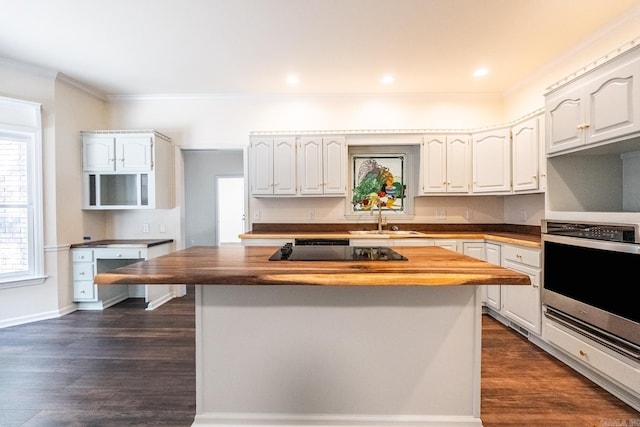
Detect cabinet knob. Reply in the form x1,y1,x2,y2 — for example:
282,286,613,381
79,272,85,275
579,350,587,357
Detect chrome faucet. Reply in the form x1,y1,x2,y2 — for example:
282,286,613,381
377,203,386,232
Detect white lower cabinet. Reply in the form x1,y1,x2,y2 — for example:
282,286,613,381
484,243,502,310
500,244,541,335
462,241,502,310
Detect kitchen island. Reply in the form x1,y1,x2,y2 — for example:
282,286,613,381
95,245,530,427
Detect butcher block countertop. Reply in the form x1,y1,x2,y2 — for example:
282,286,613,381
70,239,174,248
93,245,531,287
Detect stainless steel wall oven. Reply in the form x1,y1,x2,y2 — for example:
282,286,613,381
542,220,640,361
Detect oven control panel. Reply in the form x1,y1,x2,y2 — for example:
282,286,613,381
543,221,638,243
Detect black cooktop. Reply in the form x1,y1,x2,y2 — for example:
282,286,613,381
269,244,408,261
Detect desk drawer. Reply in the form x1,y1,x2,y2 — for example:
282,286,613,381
94,248,142,259
74,280,96,301
73,263,94,280
72,249,93,262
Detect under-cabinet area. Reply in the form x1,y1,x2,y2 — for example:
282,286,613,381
81,130,175,210
546,138,640,213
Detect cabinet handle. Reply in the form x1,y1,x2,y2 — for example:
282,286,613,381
117,254,122,257
79,272,85,275
579,350,587,357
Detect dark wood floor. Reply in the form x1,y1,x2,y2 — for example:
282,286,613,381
0,286,637,426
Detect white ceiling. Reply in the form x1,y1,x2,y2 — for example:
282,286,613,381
1,0,639,97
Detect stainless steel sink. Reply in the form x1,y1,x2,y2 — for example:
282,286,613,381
349,230,424,235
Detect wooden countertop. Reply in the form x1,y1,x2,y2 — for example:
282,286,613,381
239,231,541,248
93,245,531,287
70,239,174,248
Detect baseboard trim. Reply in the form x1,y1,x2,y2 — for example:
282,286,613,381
192,413,483,427
0,303,76,329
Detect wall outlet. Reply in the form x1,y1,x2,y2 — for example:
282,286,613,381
253,209,261,220
307,209,315,220
436,209,447,220
159,223,166,233
142,223,150,233
465,209,473,220
520,210,528,222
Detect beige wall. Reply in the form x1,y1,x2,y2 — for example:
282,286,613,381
0,64,109,327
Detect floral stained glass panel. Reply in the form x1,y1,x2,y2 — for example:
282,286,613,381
352,155,405,212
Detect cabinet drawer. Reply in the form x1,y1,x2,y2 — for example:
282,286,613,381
73,263,94,281
94,248,142,259
502,245,540,268
74,280,96,301
72,249,93,262
545,319,640,393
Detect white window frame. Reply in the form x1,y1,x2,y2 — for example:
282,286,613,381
0,96,45,289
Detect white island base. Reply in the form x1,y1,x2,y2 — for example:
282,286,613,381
193,284,484,427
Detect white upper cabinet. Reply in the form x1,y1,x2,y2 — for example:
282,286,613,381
83,134,152,172
322,136,348,194
421,135,470,194
512,117,540,192
297,137,323,195
250,135,346,196
472,127,511,193
249,137,296,195
545,49,640,156
81,130,174,210
298,136,347,195
249,138,274,195
273,138,297,195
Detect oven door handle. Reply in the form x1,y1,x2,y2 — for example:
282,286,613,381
543,234,640,254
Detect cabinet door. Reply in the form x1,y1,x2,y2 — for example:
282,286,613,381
484,243,501,311
446,135,470,193
421,136,447,193
116,136,152,171
545,94,585,154
462,241,485,260
472,128,511,193
83,136,115,171
273,137,297,195
585,61,640,144
512,117,539,192
298,137,324,195
434,239,460,253
501,260,541,334
250,138,274,195
322,136,347,194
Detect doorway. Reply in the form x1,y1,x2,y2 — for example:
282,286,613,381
215,176,245,244
183,150,244,247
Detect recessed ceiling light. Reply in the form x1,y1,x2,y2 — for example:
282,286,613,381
380,75,395,84
286,74,300,85
473,68,489,77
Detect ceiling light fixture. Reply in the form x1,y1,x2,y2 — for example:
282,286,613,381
473,68,489,77
286,74,300,85
380,75,395,84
